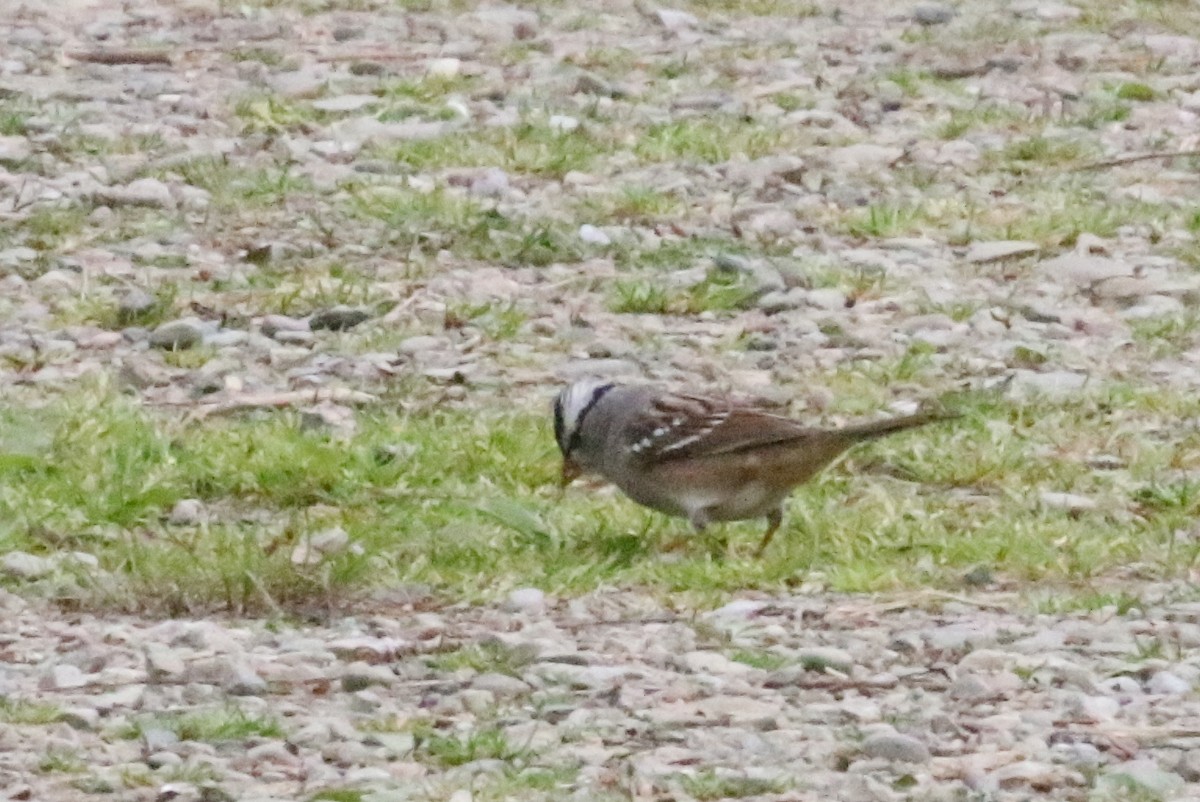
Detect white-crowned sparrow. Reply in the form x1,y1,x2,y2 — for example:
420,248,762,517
553,379,953,556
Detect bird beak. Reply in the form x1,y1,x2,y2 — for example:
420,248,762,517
560,458,582,487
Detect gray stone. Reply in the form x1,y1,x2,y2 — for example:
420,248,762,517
579,224,611,245
948,673,993,701
274,330,315,346
737,208,799,240
1009,370,1089,399
1147,671,1191,695
260,314,310,338
756,288,806,314
468,168,509,198
366,731,416,756
1039,492,1097,513
330,117,453,146
147,751,183,768
797,647,855,673
310,306,370,332
203,330,247,349
1013,1,1081,20
990,760,1071,790
1038,253,1128,286
40,664,88,690
474,6,539,37
504,587,546,615
1143,34,1200,60
327,635,408,661
312,94,378,112
269,69,327,98
145,643,186,680
340,661,395,691
654,8,699,30
33,269,79,293
93,684,147,712
291,527,351,565
861,732,931,763
1,550,55,579
549,114,580,133
574,71,623,97
965,241,1039,264
168,499,205,525
471,672,530,698
1098,760,1185,797
426,57,461,78
557,359,641,381
708,599,769,619
912,4,954,24
678,651,752,675
712,254,785,294
150,319,205,350
97,178,175,209
0,135,32,164
460,688,496,715
60,706,100,730
1177,750,1200,782
398,335,445,355
118,288,156,320
1121,295,1186,319
829,143,905,172
185,656,267,695
142,726,181,752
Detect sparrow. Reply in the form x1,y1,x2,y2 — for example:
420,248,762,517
553,379,953,555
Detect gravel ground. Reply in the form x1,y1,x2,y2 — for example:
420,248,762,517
4,0,1200,799
7,585,1200,801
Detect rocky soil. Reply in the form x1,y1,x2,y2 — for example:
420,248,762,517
7,585,1200,801
4,0,1200,798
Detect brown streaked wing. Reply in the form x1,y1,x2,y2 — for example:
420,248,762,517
630,393,818,463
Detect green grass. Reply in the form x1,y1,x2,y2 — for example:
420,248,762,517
579,186,686,225
934,103,1030,140
1114,81,1158,102
310,791,367,802
684,0,819,15
997,135,1093,172
21,205,90,252
1130,313,1200,357
39,748,86,774
0,372,1197,613
229,46,290,67
426,641,538,677
379,121,610,179
728,649,790,670
443,301,528,340
119,707,285,743
234,95,331,135
633,118,791,164
345,184,584,266
0,697,63,725
834,186,1179,249
608,271,756,315
844,203,929,239
677,769,788,800
1035,589,1145,616
412,721,530,767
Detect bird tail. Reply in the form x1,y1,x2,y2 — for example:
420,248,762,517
837,410,958,443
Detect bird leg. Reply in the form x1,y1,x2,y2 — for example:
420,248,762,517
753,508,783,557
690,510,727,558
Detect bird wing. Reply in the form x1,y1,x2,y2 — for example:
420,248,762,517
629,392,822,463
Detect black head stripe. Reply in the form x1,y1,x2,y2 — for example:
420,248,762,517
553,396,566,453
564,382,614,458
